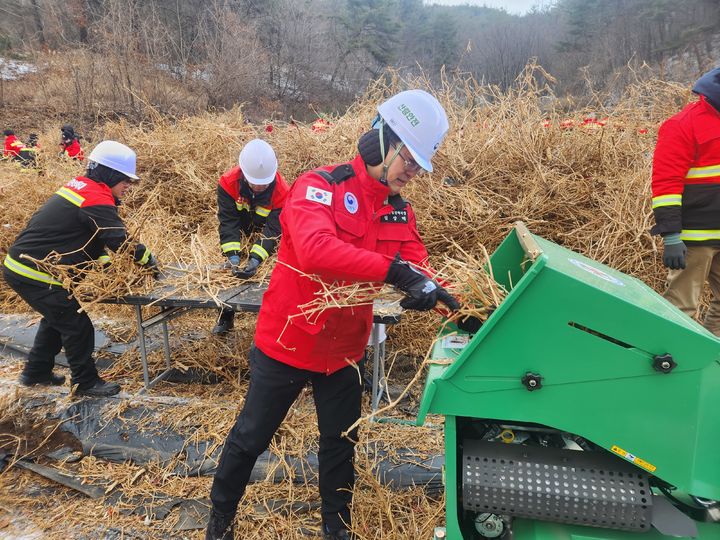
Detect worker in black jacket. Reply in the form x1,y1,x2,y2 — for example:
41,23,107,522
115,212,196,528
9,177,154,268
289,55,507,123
3,140,156,397
213,139,289,334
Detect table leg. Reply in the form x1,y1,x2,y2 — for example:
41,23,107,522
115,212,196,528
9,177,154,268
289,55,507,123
135,305,150,389
161,319,171,370
371,323,381,414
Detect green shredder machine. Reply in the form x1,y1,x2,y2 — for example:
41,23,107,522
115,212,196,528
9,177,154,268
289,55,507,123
418,222,720,539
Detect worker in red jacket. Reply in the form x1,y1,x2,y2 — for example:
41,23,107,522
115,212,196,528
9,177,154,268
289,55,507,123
206,90,477,540
3,141,157,397
651,66,720,335
59,124,84,161
213,139,289,334
3,129,25,158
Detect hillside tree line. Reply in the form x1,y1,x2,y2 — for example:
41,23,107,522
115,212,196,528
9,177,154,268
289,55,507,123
0,0,718,118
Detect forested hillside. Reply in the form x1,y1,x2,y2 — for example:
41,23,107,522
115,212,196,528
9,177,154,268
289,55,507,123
0,0,718,121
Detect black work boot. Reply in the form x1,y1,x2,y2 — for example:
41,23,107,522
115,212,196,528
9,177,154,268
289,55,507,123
322,524,353,539
205,509,235,540
75,378,121,397
211,312,235,335
19,371,66,387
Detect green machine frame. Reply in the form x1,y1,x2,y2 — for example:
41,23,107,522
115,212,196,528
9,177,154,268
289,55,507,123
418,223,720,539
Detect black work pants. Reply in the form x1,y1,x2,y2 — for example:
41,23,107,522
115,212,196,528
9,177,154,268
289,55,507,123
4,272,99,387
210,345,363,532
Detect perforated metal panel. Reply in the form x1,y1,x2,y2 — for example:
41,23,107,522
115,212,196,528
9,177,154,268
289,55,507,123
462,439,652,532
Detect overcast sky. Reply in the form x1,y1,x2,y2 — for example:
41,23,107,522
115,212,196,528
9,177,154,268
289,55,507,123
426,0,556,15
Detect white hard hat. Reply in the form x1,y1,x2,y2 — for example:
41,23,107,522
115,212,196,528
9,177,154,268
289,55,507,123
239,139,278,185
376,89,449,172
88,140,139,180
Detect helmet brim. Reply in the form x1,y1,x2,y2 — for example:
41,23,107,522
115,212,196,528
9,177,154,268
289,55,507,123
244,172,275,186
405,144,433,173
370,119,434,172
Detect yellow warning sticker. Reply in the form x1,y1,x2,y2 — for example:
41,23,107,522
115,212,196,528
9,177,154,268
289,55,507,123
611,445,657,473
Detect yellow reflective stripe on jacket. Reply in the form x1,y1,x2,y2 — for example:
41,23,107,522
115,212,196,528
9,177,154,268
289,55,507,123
138,248,152,265
250,244,269,260
680,229,720,241
651,194,682,209
686,164,720,179
221,242,243,253
55,187,85,207
3,254,62,286
236,202,250,211
255,206,271,217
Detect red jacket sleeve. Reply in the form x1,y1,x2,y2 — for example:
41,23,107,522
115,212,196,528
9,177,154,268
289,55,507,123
217,167,244,256
282,173,391,282
651,117,692,235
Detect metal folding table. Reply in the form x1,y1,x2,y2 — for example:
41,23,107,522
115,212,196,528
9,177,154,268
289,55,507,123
107,283,400,404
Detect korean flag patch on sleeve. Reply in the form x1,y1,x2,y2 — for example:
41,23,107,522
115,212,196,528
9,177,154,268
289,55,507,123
306,186,333,206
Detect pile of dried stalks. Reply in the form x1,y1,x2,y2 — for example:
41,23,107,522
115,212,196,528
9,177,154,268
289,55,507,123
3,65,686,328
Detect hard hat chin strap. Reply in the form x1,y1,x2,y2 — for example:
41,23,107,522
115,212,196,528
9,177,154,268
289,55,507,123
377,118,403,184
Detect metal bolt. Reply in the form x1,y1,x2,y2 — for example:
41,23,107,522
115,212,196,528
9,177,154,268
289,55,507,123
529,379,537,387
661,361,670,370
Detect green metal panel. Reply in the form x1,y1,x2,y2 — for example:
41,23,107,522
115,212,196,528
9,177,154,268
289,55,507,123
419,223,720,505
507,519,720,539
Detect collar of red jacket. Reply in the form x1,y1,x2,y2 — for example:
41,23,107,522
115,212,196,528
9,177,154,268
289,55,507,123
700,95,720,117
349,153,390,203
74,175,119,204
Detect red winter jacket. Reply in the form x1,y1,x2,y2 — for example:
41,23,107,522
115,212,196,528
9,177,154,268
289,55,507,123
61,139,84,161
254,154,431,373
651,96,720,245
4,135,25,158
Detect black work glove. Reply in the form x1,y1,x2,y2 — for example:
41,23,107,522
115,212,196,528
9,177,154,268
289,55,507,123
662,234,687,270
456,315,483,334
232,256,261,279
385,254,460,312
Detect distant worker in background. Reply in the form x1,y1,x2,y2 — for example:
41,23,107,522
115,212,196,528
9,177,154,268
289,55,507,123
213,138,289,334
3,140,157,397
3,129,25,159
651,66,720,335
59,124,84,161
2,129,38,169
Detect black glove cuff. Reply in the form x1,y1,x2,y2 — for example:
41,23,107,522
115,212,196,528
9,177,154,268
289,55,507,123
384,254,404,284
456,315,482,334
